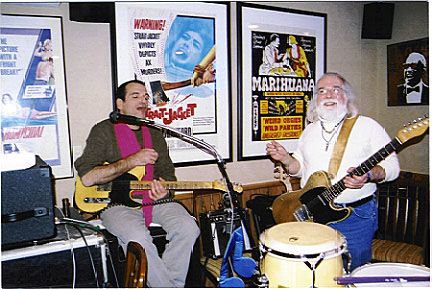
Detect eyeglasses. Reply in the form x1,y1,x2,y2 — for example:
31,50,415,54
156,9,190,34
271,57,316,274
317,86,344,96
403,63,422,70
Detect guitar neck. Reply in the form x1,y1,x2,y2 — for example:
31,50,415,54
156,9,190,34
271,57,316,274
129,181,215,191
323,137,402,201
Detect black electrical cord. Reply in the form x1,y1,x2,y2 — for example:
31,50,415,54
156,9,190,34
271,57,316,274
69,224,100,288
60,218,120,288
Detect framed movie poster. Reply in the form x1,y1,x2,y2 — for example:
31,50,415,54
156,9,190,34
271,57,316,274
114,2,231,166
237,3,327,161
387,37,429,106
0,14,72,178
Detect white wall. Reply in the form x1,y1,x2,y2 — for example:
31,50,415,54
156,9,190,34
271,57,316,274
1,1,429,206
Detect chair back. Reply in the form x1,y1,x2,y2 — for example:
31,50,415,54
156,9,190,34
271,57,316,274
375,171,429,263
124,241,147,288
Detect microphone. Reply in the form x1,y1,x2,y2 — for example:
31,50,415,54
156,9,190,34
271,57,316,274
109,111,154,125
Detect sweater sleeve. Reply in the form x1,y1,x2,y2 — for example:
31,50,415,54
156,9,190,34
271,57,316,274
149,127,177,181
74,120,121,177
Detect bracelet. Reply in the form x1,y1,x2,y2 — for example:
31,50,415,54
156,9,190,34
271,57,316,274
366,171,371,182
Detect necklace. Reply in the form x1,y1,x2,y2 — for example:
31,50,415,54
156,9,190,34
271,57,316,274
320,114,347,151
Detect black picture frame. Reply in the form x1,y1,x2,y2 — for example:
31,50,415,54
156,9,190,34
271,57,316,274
237,3,327,161
0,14,72,178
112,2,232,167
387,37,429,106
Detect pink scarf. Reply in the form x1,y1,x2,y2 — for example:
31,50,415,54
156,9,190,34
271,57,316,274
114,123,154,227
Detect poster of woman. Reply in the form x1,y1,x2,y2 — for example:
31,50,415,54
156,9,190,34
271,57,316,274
0,15,71,178
251,31,316,142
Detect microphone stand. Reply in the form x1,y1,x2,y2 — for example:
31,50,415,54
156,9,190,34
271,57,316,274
109,111,241,210
110,112,253,283
150,120,240,211
110,111,258,284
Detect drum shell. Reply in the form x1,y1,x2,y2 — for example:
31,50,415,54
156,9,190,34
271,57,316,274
260,222,346,288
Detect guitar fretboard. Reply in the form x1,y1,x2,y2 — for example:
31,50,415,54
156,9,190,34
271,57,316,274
129,181,214,191
321,137,402,202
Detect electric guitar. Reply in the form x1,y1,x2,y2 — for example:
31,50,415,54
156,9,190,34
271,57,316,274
272,116,429,225
74,173,243,213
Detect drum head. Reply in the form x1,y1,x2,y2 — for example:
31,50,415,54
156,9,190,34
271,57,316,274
351,263,430,287
260,222,345,256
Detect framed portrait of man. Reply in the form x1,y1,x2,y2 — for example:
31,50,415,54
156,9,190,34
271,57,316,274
387,37,429,106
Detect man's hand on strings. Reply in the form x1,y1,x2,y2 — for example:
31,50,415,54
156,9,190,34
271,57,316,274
149,177,169,201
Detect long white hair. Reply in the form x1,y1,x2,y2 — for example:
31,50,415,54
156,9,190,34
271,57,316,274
307,72,359,123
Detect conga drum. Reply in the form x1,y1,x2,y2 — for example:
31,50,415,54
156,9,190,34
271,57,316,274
260,222,347,288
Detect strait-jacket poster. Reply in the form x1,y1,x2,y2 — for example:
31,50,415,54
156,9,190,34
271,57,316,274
116,5,223,158
251,31,316,141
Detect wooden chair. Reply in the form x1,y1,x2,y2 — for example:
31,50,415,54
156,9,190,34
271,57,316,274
372,171,429,266
124,241,148,288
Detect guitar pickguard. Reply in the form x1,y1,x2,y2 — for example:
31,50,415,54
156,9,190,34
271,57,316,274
110,173,142,208
272,171,352,224
299,186,326,204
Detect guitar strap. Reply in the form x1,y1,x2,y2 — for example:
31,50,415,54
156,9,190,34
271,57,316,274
114,123,154,227
327,115,359,180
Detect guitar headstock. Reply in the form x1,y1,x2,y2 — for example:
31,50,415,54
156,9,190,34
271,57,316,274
212,179,243,193
397,115,429,143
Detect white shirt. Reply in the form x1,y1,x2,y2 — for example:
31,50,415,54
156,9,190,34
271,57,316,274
406,81,424,104
292,115,400,203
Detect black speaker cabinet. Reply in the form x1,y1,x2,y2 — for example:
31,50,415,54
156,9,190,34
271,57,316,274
199,208,253,259
1,156,55,247
69,2,114,23
2,226,110,288
361,3,394,39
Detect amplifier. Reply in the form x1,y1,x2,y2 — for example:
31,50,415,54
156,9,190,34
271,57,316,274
1,156,55,246
2,225,112,288
199,208,253,259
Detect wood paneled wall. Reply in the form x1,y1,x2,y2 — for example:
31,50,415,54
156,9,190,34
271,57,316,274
174,178,300,253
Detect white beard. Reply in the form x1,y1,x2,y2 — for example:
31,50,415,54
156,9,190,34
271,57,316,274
317,100,348,122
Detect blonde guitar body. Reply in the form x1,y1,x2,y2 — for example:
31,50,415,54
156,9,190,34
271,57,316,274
74,172,243,213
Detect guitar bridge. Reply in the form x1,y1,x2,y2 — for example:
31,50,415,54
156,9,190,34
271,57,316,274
294,205,312,222
84,197,111,204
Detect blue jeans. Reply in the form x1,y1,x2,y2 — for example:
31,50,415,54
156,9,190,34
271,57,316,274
329,197,378,272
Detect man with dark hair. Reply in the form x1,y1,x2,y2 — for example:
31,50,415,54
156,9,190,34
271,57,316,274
397,52,429,105
163,17,215,98
75,79,200,287
164,17,214,79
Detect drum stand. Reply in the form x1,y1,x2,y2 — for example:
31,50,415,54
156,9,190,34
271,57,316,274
302,254,325,288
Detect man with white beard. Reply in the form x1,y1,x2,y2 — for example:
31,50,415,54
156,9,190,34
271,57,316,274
266,72,400,271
